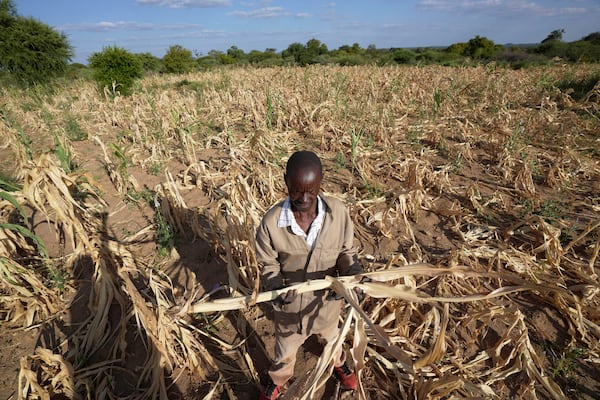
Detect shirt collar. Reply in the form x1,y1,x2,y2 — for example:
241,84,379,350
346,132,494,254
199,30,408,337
278,196,325,247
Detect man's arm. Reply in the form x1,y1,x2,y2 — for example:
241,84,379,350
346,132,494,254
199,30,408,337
336,206,363,276
255,218,284,290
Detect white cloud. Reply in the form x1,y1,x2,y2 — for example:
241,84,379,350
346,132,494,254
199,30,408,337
136,0,230,8
102,28,231,42
417,0,587,17
228,6,291,18
239,0,275,6
59,21,200,31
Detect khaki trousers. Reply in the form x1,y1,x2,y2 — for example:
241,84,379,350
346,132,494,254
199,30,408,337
268,320,346,386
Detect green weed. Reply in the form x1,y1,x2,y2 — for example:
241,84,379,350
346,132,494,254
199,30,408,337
505,125,525,154
49,268,69,293
407,129,422,151
537,199,567,222
544,343,585,395
54,134,77,173
452,154,464,173
0,171,21,192
350,128,363,171
333,151,345,172
149,161,164,176
17,129,34,161
360,179,386,199
518,198,535,217
155,207,175,257
138,189,176,257
110,143,130,171
64,115,88,141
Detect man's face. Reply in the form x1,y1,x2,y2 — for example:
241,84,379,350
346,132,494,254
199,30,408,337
285,165,322,213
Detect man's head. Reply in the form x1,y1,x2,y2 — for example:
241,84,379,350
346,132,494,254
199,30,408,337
285,151,323,213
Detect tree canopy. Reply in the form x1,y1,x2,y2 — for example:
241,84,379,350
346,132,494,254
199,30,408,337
0,0,73,85
88,46,143,96
163,45,194,73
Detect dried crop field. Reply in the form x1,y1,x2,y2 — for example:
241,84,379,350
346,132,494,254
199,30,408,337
0,64,599,400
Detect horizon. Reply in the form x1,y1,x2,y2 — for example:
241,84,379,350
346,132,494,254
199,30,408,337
13,0,600,64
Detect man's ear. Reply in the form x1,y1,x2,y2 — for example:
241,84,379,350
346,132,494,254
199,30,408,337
284,173,289,187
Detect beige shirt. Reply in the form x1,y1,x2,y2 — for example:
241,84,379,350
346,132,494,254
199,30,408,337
255,194,360,335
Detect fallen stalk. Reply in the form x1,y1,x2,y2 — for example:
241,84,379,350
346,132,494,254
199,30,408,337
185,263,564,314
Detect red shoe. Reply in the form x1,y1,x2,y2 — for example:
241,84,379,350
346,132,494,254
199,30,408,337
333,363,357,390
259,382,281,400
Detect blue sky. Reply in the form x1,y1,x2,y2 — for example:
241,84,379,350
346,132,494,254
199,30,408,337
14,0,600,64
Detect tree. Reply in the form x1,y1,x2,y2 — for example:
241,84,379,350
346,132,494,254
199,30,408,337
0,0,73,85
162,45,194,74
445,42,468,55
391,48,416,64
227,45,245,61
306,38,328,57
282,42,305,64
542,29,565,44
0,0,17,26
88,46,143,96
282,39,328,66
536,30,568,58
247,49,271,64
581,32,600,46
464,35,497,59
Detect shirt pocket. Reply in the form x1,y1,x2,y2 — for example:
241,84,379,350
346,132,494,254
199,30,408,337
278,250,308,275
319,248,340,268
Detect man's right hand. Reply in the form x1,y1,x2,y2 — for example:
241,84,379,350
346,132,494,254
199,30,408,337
275,289,298,306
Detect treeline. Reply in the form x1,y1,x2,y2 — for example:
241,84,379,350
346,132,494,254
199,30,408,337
125,30,600,75
109,29,600,73
72,30,599,96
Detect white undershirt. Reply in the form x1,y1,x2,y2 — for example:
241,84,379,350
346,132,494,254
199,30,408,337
278,196,325,249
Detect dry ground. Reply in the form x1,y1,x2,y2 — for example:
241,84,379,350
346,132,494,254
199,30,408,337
1,64,599,399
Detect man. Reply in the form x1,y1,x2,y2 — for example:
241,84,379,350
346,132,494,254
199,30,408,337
255,150,362,400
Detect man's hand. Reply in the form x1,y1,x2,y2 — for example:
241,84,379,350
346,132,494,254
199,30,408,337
326,289,343,301
275,289,298,307
327,276,370,302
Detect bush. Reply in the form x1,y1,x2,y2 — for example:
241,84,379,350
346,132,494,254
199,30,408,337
88,46,144,96
136,52,162,73
465,36,497,59
163,45,194,74
336,54,367,66
65,63,90,79
257,57,285,67
565,41,600,62
392,49,417,64
197,56,220,70
0,0,73,85
493,49,548,68
534,40,569,58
